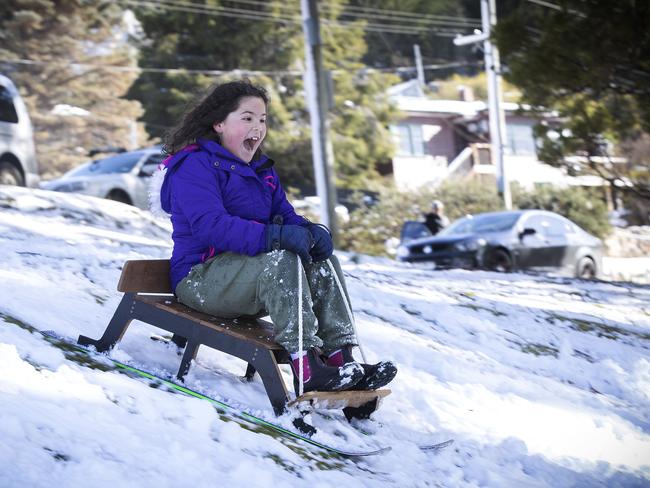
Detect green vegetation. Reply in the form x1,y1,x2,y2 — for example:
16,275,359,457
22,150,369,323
0,1,143,178
339,180,612,256
512,185,611,239
339,180,503,255
127,0,399,190
2,1,643,230
430,72,521,103
495,0,650,223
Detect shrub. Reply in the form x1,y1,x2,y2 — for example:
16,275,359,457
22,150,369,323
512,184,611,238
337,180,611,257
339,180,503,256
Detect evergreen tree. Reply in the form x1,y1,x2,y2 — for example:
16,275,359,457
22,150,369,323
512,184,611,239
495,0,650,221
319,1,399,189
339,180,503,256
346,0,480,79
127,0,398,191
0,1,145,178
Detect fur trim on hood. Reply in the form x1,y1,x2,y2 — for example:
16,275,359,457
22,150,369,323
148,144,199,218
148,164,168,218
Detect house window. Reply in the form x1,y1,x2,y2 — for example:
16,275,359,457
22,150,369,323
505,122,536,156
396,123,425,156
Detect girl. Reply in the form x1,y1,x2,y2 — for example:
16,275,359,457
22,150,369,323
155,79,396,397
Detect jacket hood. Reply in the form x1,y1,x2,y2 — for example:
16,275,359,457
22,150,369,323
154,139,272,215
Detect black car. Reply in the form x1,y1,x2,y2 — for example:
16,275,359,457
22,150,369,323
396,210,603,279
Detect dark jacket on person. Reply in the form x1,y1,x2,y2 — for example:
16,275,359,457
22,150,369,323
424,212,447,235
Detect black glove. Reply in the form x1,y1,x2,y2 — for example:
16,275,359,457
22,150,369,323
265,224,313,263
307,223,333,262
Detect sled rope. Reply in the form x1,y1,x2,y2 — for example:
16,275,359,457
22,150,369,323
327,259,367,363
297,258,304,397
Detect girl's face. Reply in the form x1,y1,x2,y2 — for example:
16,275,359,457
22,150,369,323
213,96,267,163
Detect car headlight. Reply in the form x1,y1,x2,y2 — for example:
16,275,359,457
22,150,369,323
454,238,486,252
396,245,410,259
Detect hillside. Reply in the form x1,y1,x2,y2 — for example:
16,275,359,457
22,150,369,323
0,186,648,487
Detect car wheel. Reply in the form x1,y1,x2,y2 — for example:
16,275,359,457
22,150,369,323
576,257,596,279
485,248,513,272
106,189,133,205
0,161,25,186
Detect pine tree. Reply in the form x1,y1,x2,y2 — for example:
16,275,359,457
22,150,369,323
127,0,398,191
346,0,480,79
0,1,145,178
495,0,650,219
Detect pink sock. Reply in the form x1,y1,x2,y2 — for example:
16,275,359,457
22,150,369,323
290,353,312,382
326,349,344,367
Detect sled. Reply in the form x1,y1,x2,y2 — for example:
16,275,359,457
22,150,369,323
78,259,389,418
289,389,391,410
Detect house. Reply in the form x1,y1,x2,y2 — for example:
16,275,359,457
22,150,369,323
387,80,609,193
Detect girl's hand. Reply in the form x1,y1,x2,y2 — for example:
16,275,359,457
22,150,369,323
265,224,313,263
307,224,333,262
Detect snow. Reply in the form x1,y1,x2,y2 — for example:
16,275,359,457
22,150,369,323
0,186,649,487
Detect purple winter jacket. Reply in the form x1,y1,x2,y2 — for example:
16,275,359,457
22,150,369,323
160,138,307,291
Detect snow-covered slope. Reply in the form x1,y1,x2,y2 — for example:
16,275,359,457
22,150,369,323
1,186,648,487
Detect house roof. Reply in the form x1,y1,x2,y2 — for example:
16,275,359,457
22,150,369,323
394,96,486,117
387,81,529,119
392,95,523,118
386,79,425,98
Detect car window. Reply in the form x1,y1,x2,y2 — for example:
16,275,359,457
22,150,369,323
0,86,19,123
139,154,164,176
68,152,144,176
521,214,547,236
546,216,569,236
443,213,520,235
522,214,569,237
401,221,431,242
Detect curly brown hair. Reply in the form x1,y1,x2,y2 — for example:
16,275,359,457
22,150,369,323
163,79,269,155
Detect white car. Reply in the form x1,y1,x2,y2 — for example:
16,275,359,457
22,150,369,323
0,74,39,187
42,147,163,209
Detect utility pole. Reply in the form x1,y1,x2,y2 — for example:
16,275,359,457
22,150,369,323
454,0,512,210
300,0,339,240
413,44,425,88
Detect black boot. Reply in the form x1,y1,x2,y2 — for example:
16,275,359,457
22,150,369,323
291,347,364,396
326,345,397,390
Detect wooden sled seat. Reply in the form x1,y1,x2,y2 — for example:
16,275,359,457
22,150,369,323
78,259,389,418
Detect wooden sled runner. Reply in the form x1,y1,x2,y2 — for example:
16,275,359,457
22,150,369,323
78,259,390,418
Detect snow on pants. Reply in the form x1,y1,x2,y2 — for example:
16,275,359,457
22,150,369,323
174,250,357,353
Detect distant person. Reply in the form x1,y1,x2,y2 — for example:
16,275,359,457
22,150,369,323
153,79,396,398
424,200,449,235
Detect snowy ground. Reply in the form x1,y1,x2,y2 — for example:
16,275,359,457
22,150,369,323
602,257,650,285
0,186,649,487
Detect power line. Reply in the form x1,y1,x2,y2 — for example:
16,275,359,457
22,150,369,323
322,18,463,37
125,0,296,23
0,56,479,77
321,3,481,27
525,0,563,10
524,0,587,18
126,0,477,36
219,0,481,26
152,0,480,27
0,57,302,76
2,1,481,76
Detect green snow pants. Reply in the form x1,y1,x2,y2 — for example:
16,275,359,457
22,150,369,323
175,250,357,353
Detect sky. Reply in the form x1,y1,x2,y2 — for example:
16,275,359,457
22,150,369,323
0,185,648,487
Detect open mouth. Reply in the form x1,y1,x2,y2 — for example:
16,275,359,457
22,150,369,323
243,136,260,152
